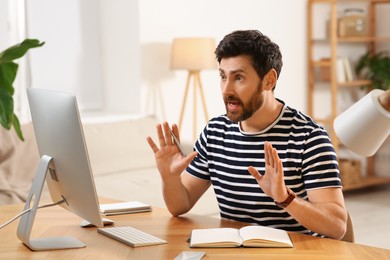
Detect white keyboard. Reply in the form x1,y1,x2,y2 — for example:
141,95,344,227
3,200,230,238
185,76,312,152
97,226,167,247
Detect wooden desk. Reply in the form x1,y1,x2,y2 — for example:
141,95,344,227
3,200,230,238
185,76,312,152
1,201,389,259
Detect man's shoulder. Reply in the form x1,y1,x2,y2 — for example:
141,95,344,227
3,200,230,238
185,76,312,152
209,114,229,122
208,115,236,128
202,115,240,138
282,105,321,129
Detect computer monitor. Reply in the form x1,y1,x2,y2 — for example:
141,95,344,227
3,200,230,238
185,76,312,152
17,88,104,251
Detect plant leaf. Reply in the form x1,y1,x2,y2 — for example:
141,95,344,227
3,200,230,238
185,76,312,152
12,113,24,141
0,39,45,64
0,38,44,141
0,88,14,130
355,51,390,91
0,62,18,93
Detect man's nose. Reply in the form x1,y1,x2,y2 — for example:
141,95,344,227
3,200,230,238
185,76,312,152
221,80,233,95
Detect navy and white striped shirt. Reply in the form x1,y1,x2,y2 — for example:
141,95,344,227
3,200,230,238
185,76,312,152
186,101,341,236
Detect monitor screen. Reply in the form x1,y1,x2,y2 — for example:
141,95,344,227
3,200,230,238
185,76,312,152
17,88,103,251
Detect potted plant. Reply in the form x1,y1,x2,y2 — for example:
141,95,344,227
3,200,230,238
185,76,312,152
0,39,44,141
355,51,390,91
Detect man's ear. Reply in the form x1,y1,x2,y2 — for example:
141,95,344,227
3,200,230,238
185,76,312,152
262,69,277,90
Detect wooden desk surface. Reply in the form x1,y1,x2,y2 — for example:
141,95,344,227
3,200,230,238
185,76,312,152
0,200,389,259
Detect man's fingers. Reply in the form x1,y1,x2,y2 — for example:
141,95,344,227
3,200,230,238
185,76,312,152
146,136,159,153
265,142,273,167
185,151,198,163
162,122,173,146
156,124,166,147
248,166,262,182
277,159,283,176
171,124,181,143
272,148,280,167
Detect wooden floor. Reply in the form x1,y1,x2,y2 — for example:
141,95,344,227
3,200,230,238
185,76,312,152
344,184,390,250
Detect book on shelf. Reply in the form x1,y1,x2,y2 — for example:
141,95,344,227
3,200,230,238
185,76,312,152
189,226,293,248
99,201,151,216
336,57,355,83
343,57,355,82
336,58,347,83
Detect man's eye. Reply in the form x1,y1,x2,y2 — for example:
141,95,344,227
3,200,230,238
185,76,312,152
220,74,226,80
236,75,243,81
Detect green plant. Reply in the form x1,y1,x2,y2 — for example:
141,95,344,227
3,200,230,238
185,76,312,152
0,39,44,141
355,51,390,91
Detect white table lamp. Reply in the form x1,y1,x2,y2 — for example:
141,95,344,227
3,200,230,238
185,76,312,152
171,37,217,140
334,89,390,156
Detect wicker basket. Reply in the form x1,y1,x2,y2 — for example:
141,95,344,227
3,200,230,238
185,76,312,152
339,159,362,188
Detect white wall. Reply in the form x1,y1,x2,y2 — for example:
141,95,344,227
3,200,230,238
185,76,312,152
0,0,10,51
2,0,388,143
26,0,104,111
139,0,307,142
2,0,307,142
1,0,140,114
98,0,140,113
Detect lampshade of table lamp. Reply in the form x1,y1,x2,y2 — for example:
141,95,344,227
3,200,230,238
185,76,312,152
334,89,390,157
170,37,217,140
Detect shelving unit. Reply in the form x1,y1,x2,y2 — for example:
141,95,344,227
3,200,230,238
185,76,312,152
307,0,390,191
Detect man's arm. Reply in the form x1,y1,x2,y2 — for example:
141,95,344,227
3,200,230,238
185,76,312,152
163,173,210,216
283,187,347,239
248,142,347,240
146,122,210,216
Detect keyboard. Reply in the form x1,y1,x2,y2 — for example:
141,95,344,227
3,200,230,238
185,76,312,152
97,226,167,247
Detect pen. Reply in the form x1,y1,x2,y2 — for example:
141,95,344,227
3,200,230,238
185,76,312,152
170,129,187,156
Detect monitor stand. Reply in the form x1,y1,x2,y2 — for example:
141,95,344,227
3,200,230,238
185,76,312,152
17,155,86,251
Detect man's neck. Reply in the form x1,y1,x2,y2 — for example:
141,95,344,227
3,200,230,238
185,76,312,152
240,95,283,133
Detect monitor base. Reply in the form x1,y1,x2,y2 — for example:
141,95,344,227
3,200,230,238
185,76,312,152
16,155,85,251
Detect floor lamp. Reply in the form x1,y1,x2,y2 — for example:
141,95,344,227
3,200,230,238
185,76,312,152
171,38,217,141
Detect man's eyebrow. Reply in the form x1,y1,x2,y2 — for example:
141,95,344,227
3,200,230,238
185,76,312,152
219,68,246,74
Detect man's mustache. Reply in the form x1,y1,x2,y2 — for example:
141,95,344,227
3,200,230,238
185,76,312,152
224,96,241,103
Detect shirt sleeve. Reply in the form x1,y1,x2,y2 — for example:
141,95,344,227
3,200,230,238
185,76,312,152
186,126,211,181
301,127,342,190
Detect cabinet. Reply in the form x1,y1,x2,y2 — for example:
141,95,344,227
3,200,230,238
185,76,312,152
307,0,390,191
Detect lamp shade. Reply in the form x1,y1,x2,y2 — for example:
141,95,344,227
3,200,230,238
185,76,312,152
334,89,390,156
171,37,217,71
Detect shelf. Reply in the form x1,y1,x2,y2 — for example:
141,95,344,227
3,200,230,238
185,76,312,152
310,0,390,3
308,0,390,191
338,36,390,43
312,79,372,87
343,176,390,191
312,36,390,44
313,60,331,67
338,80,372,87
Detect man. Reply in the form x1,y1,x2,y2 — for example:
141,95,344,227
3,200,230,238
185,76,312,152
147,30,347,239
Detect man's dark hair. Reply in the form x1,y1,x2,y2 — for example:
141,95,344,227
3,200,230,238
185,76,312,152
215,30,283,80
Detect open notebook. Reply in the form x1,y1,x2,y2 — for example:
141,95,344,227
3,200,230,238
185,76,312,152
190,226,293,248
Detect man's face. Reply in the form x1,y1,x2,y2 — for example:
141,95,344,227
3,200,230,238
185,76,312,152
219,55,264,123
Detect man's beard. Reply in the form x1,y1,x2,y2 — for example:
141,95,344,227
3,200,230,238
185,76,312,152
224,84,264,123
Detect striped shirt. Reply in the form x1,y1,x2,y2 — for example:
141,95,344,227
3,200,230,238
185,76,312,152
186,102,341,236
